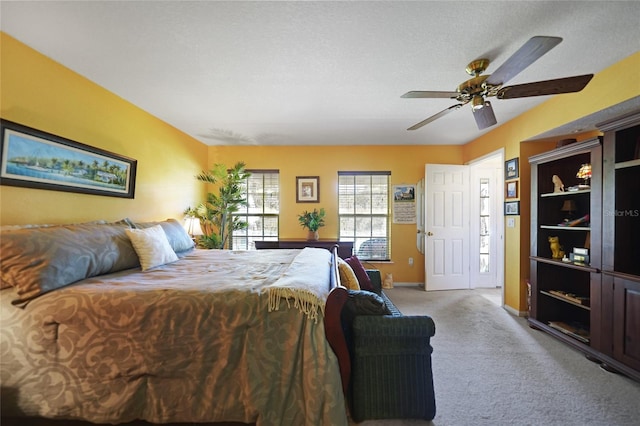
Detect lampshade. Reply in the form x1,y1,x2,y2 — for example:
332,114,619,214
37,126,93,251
183,217,203,237
576,164,592,180
561,200,576,212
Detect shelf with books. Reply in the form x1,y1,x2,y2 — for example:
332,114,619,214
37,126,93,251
548,321,590,344
541,290,590,309
528,137,601,354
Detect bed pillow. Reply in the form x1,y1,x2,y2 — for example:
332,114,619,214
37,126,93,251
1,222,140,306
337,257,360,290
345,255,374,291
132,218,195,254
126,225,179,271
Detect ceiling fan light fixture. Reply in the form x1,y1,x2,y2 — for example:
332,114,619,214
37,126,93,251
401,37,591,132
472,95,484,110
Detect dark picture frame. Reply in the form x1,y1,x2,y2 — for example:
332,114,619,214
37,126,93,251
504,200,520,215
1,119,136,198
506,180,518,199
296,176,319,203
505,157,519,179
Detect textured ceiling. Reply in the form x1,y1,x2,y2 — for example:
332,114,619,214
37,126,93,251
1,1,639,146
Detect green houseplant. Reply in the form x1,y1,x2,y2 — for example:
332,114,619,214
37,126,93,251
297,208,326,241
185,161,251,249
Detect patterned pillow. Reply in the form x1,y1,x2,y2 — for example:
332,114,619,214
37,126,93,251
1,222,140,306
345,255,374,291
337,257,360,290
344,290,391,316
125,225,179,271
132,219,194,254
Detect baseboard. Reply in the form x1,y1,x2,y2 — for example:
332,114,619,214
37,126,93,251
503,304,528,317
388,282,423,287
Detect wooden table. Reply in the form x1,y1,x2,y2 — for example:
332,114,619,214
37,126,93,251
255,239,354,259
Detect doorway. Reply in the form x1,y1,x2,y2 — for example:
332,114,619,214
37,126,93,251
468,150,505,303
421,150,505,305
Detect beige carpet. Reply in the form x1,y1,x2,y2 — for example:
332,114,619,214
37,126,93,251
354,286,640,426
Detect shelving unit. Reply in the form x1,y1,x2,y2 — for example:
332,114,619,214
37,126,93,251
528,138,602,356
529,111,640,382
600,111,640,379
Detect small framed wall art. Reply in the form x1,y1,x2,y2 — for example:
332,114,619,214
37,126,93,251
506,180,518,199
504,201,520,216
296,176,319,203
505,157,519,179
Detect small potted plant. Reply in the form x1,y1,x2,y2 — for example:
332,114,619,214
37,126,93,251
297,208,326,241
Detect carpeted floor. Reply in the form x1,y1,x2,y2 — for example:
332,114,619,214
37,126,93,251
355,286,640,426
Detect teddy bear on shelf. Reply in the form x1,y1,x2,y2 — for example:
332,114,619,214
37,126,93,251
548,236,565,259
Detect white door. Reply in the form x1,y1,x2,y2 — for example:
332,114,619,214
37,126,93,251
424,164,470,291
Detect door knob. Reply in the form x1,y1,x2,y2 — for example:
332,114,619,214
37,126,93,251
427,232,433,236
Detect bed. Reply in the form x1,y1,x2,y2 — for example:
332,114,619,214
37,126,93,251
0,219,350,425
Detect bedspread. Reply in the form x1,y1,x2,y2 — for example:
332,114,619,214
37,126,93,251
0,248,348,425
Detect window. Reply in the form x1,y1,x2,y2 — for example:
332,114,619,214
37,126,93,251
338,172,390,260
231,170,279,250
479,178,490,273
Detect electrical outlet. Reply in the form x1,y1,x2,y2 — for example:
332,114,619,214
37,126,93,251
408,257,414,266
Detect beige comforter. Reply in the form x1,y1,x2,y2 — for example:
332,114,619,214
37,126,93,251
0,248,348,425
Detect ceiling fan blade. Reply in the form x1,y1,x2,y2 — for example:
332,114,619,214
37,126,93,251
497,74,593,99
485,36,562,86
472,101,497,130
407,104,464,130
401,90,459,99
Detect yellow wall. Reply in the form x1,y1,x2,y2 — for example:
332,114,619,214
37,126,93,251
2,30,639,313
0,33,208,225
209,144,463,284
462,51,640,312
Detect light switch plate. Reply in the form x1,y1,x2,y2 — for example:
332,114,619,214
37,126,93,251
507,218,515,227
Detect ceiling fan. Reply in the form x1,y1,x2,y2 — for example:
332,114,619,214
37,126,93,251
402,36,593,131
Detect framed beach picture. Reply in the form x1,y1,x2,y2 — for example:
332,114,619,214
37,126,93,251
296,176,319,203
0,119,137,198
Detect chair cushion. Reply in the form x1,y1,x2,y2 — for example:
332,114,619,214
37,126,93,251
346,255,374,291
345,290,390,316
337,257,360,290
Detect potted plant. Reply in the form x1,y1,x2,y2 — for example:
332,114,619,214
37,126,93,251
297,208,326,241
185,161,251,249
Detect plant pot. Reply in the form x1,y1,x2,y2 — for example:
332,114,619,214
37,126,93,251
307,230,319,241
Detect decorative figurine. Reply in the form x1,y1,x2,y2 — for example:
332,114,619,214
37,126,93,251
548,236,565,259
552,175,565,193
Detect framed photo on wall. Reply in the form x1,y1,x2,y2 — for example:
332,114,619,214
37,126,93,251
0,119,137,198
504,201,520,215
505,157,519,179
296,176,319,203
506,181,518,199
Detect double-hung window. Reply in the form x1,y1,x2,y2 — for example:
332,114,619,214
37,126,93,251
338,171,390,260
232,170,279,250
